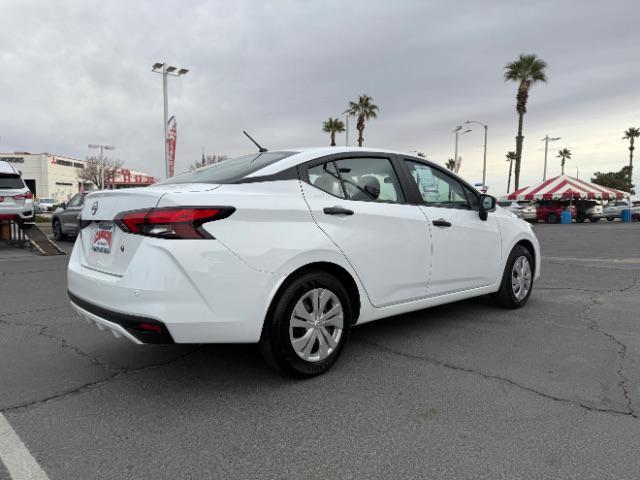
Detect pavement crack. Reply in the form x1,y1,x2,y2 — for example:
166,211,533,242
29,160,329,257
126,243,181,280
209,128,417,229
361,339,638,420
0,347,203,414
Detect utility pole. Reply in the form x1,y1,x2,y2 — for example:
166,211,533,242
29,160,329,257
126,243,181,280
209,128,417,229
151,62,189,178
541,135,561,181
88,144,115,189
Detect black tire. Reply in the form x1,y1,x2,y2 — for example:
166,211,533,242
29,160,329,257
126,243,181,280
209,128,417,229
589,217,600,223
547,213,558,224
52,219,66,241
259,270,352,378
606,217,615,222
576,217,585,223
492,245,534,309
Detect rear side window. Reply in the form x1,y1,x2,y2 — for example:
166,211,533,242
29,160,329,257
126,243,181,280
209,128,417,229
308,162,345,199
157,152,295,185
334,158,403,203
0,175,25,189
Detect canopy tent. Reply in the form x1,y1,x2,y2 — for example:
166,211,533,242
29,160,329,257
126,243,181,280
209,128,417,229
505,175,628,201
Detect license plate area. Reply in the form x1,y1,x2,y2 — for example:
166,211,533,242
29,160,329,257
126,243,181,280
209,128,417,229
91,224,115,254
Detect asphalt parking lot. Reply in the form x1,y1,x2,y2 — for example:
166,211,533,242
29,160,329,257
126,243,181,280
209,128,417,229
1,222,639,480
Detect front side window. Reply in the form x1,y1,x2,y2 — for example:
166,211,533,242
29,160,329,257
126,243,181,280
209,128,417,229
67,194,82,208
405,160,469,208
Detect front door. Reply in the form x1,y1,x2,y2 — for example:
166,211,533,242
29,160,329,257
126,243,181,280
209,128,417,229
301,155,430,307
402,159,502,297
61,193,84,233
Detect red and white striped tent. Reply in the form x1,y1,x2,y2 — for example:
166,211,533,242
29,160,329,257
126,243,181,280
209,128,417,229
506,175,628,201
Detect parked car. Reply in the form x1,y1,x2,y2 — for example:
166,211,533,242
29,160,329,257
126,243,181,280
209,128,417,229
535,201,575,224
68,148,540,377
52,192,88,240
575,200,603,223
34,198,56,213
0,161,35,228
633,201,640,221
604,200,631,221
497,201,537,222
497,201,524,219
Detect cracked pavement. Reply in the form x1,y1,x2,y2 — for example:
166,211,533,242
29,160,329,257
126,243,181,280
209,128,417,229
1,223,640,479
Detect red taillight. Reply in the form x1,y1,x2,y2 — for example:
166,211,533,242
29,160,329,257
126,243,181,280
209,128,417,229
14,191,33,200
138,323,162,333
114,207,234,239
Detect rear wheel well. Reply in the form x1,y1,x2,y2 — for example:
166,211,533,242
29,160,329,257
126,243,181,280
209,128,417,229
267,262,361,326
515,240,536,275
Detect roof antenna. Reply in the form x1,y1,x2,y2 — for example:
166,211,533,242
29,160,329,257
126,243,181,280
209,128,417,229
243,130,268,153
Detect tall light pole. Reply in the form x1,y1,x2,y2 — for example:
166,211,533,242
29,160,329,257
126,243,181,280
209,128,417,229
151,62,189,179
466,120,488,190
541,135,561,181
452,125,472,168
88,144,115,189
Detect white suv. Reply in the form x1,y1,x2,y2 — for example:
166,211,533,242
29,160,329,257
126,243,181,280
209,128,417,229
0,161,35,227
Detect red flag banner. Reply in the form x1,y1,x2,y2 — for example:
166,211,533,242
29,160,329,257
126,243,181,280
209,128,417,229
168,116,177,177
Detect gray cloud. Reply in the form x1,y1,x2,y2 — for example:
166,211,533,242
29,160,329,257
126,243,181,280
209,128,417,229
1,0,639,193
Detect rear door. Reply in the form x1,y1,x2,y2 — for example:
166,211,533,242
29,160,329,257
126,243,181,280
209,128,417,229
300,154,430,307
400,159,501,296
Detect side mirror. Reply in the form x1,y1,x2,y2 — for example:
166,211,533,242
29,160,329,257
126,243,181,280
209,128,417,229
59,202,67,210
479,194,496,221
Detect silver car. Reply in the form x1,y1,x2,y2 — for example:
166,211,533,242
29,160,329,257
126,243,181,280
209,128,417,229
34,198,56,213
0,161,35,227
497,201,536,222
604,200,631,221
51,192,88,240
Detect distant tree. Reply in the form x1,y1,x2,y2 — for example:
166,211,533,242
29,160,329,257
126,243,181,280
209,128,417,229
78,156,123,189
445,158,456,171
504,53,548,190
322,117,345,146
416,152,426,158
189,154,229,171
623,127,639,192
556,148,572,175
505,151,517,193
346,94,379,147
592,166,635,194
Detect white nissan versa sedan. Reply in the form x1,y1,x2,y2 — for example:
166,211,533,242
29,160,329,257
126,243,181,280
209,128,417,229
68,147,540,376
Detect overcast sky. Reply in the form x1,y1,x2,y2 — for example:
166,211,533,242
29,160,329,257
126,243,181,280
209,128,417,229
1,0,639,194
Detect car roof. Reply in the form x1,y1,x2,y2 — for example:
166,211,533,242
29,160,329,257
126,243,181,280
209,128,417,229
0,161,19,175
247,146,458,179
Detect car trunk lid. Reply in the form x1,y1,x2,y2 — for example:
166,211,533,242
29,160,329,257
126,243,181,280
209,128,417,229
78,184,221,276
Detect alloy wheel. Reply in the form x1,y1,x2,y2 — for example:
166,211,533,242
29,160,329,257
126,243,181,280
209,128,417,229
511,256,532,301
289,288,344,363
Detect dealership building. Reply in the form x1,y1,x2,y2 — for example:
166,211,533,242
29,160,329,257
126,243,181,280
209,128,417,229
0,152,156,202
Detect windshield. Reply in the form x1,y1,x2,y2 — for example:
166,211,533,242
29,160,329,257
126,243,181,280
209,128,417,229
157,152,295,185
0,175,25,189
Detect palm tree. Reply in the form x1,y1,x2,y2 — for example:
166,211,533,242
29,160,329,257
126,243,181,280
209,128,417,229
623,127,639,192
505,151,516,193
322,117,345,146
556,148,572,175
445,158,456,171
346,95,379,147
504,53,548,190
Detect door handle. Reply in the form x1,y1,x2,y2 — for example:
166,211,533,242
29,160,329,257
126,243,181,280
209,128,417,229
432,219,452,227
323,206,354,216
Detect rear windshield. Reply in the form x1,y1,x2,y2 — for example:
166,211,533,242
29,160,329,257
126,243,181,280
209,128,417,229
158,151,295,185
0,175,25,189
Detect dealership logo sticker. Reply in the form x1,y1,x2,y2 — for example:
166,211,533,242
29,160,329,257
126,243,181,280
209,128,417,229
91,201,98,215
92,224,114,254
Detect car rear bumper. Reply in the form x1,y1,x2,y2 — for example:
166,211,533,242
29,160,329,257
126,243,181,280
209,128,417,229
67,234,282,344
0,208,34,221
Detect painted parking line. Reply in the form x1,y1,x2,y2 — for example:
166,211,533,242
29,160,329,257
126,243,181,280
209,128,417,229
0,414,49,480
545,256,640,264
